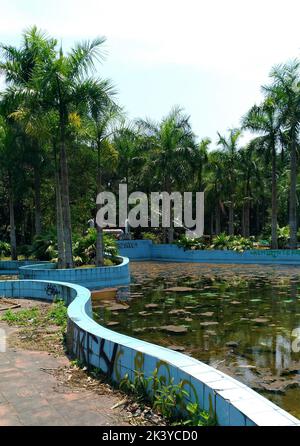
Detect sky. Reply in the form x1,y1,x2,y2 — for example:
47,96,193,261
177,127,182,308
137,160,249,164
1,0,300,146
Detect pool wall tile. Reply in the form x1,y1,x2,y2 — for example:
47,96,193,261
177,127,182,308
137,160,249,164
117,240,300,265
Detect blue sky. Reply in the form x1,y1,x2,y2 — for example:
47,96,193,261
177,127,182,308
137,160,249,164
1,0,300,146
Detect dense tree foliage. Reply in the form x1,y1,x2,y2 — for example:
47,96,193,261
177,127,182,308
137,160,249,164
1,27,300,265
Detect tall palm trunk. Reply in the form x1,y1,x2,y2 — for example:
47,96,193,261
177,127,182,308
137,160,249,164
242,178,249,238
215,202,221,235
271,141,278,249
289,133,298,249
34,165,42,236
165,179,174,244
96,141,104,267
59,124,73,268
8,174,17,260
55,170,65,268
242,200,250,238
53,143,65,267
228,200,234,235
54,144,65,268
168,215,174,243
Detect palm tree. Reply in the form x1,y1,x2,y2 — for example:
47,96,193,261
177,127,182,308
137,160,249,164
192,138,210,191
265,61,300,248
86,89,119,266
204,150,226,235
217,129,241,235
35,39,108,267
243,99,280,248
1,28,114,266
0,27,56,237
137,106,196,243
0,107,24,260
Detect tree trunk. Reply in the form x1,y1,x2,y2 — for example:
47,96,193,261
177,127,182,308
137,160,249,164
215,203,221,235
96,142,104,267
289,135,298,249
244,201,250,238
228,201,234,235
162,227,167,244
271,141,278,249
34,165,42,236
59,128,73,268
168,215,174,243
53,142,65,268
55,167,65,268
8,175,17,260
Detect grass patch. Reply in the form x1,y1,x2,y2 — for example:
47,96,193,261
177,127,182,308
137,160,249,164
47,299,67,327
1,299,67,328
1,299,68,355
1,307,40,325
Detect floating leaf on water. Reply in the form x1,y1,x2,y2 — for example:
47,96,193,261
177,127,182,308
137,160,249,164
200,321,219,327
164,287,197,292
161,325,188,334
106,321,120,327
138,311,152,317
167,345,186,352
251,318,270,324
199,312,214,317
200,292,218,298
107,304,129,312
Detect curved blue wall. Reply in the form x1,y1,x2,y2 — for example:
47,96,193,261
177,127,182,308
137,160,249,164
0,260,48,275
0,278,299,426
18,256,130,290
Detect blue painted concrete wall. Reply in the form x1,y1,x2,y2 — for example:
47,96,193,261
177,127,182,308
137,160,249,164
118,240,152,260
18,257,130,290
0,279,299,426
0,260,48,275
118,241,300,265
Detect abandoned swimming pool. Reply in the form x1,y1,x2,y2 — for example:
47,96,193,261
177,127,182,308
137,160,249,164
94,261,300,419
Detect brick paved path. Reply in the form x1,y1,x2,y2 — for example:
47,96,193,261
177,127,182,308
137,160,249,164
0,324,129,426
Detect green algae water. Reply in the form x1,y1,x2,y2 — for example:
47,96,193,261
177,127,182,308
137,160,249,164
95,261,300,418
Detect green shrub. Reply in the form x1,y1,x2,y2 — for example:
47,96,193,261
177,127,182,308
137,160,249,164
260,225,291,248
29,232,58,261
119,369,216,425
142,232,161,244
277,226,290,248
176,236,207,251
73,229,118,266
210,234,254,252
0,241,10,258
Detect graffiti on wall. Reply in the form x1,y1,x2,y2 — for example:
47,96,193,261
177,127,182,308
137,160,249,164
67,320,119,376
45,283,59,298
67,320,212,414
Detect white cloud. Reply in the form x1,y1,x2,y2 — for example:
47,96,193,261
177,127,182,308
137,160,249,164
1,0,300,80
1,0,300,140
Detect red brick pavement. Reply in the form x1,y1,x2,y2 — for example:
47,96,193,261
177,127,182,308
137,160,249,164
0,324,129,426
